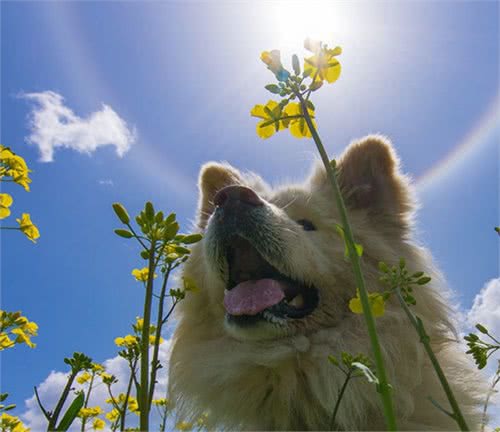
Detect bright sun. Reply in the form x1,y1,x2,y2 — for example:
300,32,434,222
268,1,360,49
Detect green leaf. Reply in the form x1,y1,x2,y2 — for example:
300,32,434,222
0,393,8,403
114,229,133,239
494,226,500,235
399,258,406,269
112,203,130,224
140,250,150,260
292,54,300,75
179,233,203,244
3,404,15,411
411,271,424,278
265,84,281,94
56,392,84,431
416,276,431,285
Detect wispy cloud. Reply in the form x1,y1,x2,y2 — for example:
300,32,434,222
20,91,136,162
21,341,171,430
98,179,114,186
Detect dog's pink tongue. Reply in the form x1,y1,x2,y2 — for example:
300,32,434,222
224,279,285,316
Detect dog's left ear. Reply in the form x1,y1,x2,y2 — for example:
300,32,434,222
311,135,414,223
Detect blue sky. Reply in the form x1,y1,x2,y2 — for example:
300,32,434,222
1,0,498,428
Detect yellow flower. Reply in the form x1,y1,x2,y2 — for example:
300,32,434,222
0,193,13,219
127,397,140,414
349,290,385,318
176,421,193,431
11,328,35,348
0,146,32,191
78,406,102,419
131,267,156,282
260,50,290,81
105,408,120,422
152,398,173,409
16,213,40,243
0,333,14,350
0,412,29,432
303,39,342,85
115,334,138,348
92,418,105,430
283,102,317,138
250,100,286,139
22,320,38,336
91,363,104,373
135,317,144,331
100,372,115,384
76,371,92,384
149,334,164,345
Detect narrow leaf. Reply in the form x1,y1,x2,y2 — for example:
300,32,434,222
56,392,84,431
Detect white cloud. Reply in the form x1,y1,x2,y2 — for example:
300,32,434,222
20,91,136,162
466,278,500,426
467,278,500,341
21,341,171,431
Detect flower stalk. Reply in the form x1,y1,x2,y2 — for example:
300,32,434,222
394,287,470,431
294,90,398,431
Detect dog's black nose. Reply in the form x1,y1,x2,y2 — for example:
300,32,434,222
214,185,264,208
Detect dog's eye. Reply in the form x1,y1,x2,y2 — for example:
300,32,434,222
297,219,316,231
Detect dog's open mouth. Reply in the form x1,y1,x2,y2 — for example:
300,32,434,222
223,236,318,326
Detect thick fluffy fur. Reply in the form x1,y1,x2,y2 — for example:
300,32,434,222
169,136,484,430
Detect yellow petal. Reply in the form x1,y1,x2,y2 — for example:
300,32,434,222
348,297,363,314
324,61,341,84
250,105,267,119
0,207,11,219
0,193,13,207
256,121,275,139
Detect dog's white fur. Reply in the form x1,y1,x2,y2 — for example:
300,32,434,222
169,136,484,430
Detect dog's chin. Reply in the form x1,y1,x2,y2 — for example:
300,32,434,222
224,314,292,341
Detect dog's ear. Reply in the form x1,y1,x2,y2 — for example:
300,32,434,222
311,135,414,226
197,162,243,228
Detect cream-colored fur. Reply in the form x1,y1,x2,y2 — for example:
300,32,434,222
169,136,484,431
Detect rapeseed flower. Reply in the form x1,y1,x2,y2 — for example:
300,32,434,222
349,290,385,318
16,213,40,243
304,38,342,85
131,267,156,282
0,193,13,219
250,100,286,139
283,102,316,138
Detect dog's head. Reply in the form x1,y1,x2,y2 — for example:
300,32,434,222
184,135,415,342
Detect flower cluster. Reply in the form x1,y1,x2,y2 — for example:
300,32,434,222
0,145,40,242
251,39,341,139
0,145,31,191
464,324,500,370
0,412,29,432
0,310,38,350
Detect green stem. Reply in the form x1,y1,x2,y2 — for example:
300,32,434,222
80,372,96,432
0,227,20,231
330,371,351,430
295,90,397,431
47,370,78,431
138,242,156,431
395,287,469,431
120,357,137,431
148,265,171,406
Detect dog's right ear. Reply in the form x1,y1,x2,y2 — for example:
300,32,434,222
197,162,243,228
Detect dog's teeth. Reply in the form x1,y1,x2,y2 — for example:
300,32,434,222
288,294,304,309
